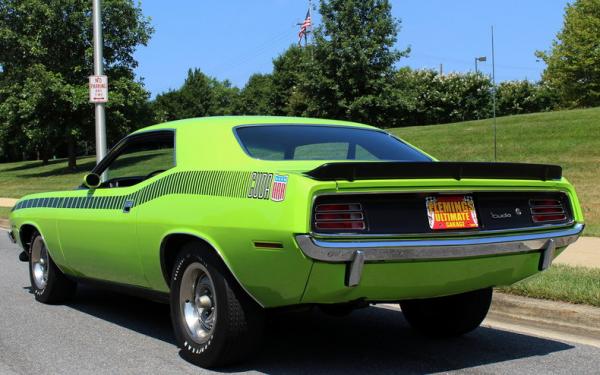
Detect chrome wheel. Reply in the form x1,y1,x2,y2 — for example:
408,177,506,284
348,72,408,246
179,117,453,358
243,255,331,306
30,236,49,290
179,263,217,344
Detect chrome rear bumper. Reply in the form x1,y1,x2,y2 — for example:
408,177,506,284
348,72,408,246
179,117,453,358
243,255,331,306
295,224,584,287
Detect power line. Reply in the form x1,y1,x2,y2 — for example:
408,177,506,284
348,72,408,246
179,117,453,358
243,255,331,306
408,52,540,72
205,25,296,79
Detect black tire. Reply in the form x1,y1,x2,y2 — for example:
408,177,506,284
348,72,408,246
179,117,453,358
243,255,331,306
28,231,77,304
400,288,493,337
169,241,264,368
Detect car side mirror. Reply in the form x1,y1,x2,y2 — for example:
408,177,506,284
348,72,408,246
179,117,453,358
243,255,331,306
83,173,101,189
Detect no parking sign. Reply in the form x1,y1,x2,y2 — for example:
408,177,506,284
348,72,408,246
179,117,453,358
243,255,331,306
89,75,108,103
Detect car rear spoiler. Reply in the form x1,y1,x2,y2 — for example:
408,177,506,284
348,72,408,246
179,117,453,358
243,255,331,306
305,162,562,182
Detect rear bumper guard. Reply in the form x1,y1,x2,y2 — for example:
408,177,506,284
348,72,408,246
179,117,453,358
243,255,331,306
295,224,584,287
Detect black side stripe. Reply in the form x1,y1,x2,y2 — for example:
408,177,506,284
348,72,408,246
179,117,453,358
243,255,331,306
12,170,255,212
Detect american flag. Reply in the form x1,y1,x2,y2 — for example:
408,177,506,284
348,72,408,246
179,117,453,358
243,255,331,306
298,9,312,45
271,175,288,202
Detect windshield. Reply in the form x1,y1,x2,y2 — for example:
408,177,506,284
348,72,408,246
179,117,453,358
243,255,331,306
235,125,431,161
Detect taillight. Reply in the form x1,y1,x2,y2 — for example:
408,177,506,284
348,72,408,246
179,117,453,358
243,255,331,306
314,203,366,231
529,199,567,223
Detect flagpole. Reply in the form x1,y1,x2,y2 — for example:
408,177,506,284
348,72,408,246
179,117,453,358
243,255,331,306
307,0,312,47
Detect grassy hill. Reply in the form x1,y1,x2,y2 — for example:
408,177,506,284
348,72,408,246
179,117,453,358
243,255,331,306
0,155,97,198
1,107,598,235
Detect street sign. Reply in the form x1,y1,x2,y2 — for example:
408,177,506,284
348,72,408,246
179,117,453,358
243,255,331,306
89,75,108,103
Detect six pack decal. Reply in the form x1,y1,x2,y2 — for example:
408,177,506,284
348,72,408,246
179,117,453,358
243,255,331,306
12,170,289,212
271,175,288,202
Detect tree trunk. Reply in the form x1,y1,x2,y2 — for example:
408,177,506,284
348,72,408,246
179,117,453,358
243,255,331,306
67,135,77,170
40,148,49,165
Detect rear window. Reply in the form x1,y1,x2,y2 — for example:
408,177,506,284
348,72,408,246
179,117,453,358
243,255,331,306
235,125,431,161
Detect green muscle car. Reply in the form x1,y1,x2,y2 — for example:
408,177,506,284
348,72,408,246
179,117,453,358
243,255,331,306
8,116,584,367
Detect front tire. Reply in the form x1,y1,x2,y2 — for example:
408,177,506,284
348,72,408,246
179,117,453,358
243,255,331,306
28,231,76,304
400,288,493,337
170,242,264,368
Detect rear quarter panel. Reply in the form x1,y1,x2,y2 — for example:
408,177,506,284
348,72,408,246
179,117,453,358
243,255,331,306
135,171,332,306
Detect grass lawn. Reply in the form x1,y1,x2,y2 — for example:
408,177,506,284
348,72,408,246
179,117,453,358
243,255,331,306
0,207,11,221
498,264,600,307
0,155,96,199
391,107,600,236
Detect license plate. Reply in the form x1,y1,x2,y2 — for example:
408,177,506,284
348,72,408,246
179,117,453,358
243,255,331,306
426,195,479,230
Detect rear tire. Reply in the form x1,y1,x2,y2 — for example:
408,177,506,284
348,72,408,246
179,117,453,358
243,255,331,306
169,242,264,368
400,288,492,337
28,231,76,304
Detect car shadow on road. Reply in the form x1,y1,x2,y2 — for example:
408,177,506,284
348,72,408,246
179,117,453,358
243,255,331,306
65,285,175,344
63,286,574,374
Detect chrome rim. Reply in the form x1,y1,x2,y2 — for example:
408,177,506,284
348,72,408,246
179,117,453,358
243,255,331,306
30,236,49,290
179,263,217,344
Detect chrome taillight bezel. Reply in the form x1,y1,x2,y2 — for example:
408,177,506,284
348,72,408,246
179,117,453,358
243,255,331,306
314,203,367,231
529,198,567,223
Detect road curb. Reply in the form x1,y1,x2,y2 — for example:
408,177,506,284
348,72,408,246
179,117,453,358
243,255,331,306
488,292,600,343
0,219,9,230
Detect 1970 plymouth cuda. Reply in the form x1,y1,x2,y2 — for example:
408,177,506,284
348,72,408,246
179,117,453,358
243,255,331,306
8,116,584,367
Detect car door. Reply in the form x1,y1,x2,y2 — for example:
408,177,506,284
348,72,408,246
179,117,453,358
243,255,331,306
57,130,175,286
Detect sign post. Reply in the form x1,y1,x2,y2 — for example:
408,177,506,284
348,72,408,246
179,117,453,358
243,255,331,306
92,0,107,180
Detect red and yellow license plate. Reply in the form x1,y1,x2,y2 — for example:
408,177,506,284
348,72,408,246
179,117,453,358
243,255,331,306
426,195,479,230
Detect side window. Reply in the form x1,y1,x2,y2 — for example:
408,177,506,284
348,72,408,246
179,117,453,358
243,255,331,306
99,132,175,187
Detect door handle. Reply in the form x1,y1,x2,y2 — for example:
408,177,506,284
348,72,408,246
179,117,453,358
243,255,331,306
122,200,134,213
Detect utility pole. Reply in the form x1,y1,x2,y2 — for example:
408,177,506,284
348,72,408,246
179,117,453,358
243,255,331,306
439,63,443,76
491,26,497,162
92,0,107,178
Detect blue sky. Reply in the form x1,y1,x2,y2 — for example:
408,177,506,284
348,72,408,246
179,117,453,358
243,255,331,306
134,0,568,97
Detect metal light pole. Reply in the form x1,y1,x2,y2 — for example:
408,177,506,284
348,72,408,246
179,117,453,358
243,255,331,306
474,56,487,73
491,26,497,162
92,0,107,176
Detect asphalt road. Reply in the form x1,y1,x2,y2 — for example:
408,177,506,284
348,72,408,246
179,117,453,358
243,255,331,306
1,232,599,375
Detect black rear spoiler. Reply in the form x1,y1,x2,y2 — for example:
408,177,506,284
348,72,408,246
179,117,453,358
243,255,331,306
305,162,562,182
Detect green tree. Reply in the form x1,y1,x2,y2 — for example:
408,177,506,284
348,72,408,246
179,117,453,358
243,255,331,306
496,80,558,116
299,0,409,127
152,68,238,122
235,73,274,115
270,45,311,116
537,0,600,107
0,0,152,167
391,69,493,126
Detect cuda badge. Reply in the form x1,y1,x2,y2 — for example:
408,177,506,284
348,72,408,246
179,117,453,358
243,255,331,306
247,172,288,202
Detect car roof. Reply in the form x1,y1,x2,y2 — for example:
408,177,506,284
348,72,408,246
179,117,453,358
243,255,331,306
132,116,377,134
